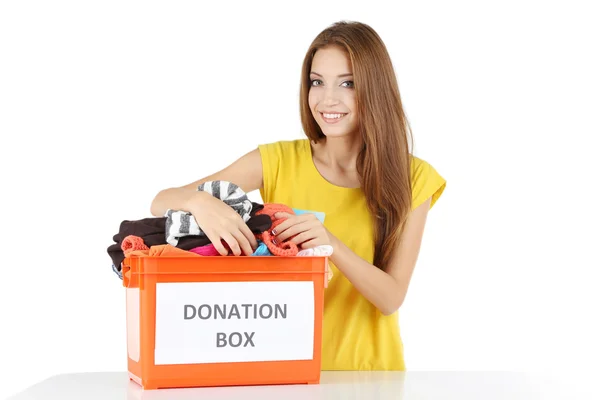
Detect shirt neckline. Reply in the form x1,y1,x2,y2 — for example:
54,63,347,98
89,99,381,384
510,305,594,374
303,139,363,192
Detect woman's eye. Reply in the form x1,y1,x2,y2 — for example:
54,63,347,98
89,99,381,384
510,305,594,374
310,79,322,86
342,81,354,88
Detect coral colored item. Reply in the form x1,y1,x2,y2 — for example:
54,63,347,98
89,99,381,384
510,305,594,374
121,235,150,256
122,253,328,390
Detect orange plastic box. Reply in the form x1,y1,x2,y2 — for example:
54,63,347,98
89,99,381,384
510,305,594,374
122,254,328,390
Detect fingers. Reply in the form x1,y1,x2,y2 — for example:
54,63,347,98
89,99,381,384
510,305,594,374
231,229,255,256
220,232,243,256
205,211,306,257
271,215,299,236
239,221,259,251
275,219,315,242
271,212,302,234
205,229,253,256
289,230,316,245
205,231,230,256
274,211,294,219
300,238,320,249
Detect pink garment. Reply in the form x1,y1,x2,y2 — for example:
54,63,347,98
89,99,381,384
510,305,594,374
189,243,221,256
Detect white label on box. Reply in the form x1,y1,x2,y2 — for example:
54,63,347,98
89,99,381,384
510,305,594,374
154,281,315,365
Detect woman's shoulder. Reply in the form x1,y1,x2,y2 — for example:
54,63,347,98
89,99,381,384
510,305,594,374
257,139,310,203
409,154,447,210
258,138,308,155
257,138,310,170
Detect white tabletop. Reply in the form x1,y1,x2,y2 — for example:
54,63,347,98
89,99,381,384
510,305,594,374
6,371,597,399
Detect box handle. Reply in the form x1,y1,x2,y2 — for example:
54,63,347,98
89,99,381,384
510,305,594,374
122,258,131,288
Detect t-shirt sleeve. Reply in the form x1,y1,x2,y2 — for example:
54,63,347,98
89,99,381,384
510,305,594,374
410,156,447,210
257,141,282,203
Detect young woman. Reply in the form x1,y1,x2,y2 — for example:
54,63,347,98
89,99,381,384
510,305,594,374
150,21,446,371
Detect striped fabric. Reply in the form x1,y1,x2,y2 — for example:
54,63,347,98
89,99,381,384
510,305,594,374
165,181,253,246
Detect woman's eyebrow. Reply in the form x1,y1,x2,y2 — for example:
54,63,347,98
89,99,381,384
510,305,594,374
310,71,354,78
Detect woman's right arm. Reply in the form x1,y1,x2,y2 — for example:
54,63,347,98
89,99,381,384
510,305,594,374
149,148,264,256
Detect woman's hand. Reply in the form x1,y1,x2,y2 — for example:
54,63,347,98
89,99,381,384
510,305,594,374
271,212,332,249
189,191,258,256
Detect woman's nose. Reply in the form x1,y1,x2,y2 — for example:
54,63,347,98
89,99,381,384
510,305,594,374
323,88,340,106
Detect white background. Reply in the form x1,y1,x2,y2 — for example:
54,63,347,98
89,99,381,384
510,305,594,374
1,0,599,398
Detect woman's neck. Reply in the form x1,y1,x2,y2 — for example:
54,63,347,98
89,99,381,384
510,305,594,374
312,135,362,172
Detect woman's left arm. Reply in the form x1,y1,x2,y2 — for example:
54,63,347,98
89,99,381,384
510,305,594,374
273,197,432,316
329,197,432,315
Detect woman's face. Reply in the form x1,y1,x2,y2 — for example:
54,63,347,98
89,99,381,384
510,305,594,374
308,46,358,139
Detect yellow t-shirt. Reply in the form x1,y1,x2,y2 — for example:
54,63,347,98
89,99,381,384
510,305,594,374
258,138,446,370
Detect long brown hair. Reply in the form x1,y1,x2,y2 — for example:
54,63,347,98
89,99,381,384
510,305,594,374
300,21,413,270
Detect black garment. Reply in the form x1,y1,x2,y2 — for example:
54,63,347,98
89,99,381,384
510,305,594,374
107,217,167,273
107,203,271,272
